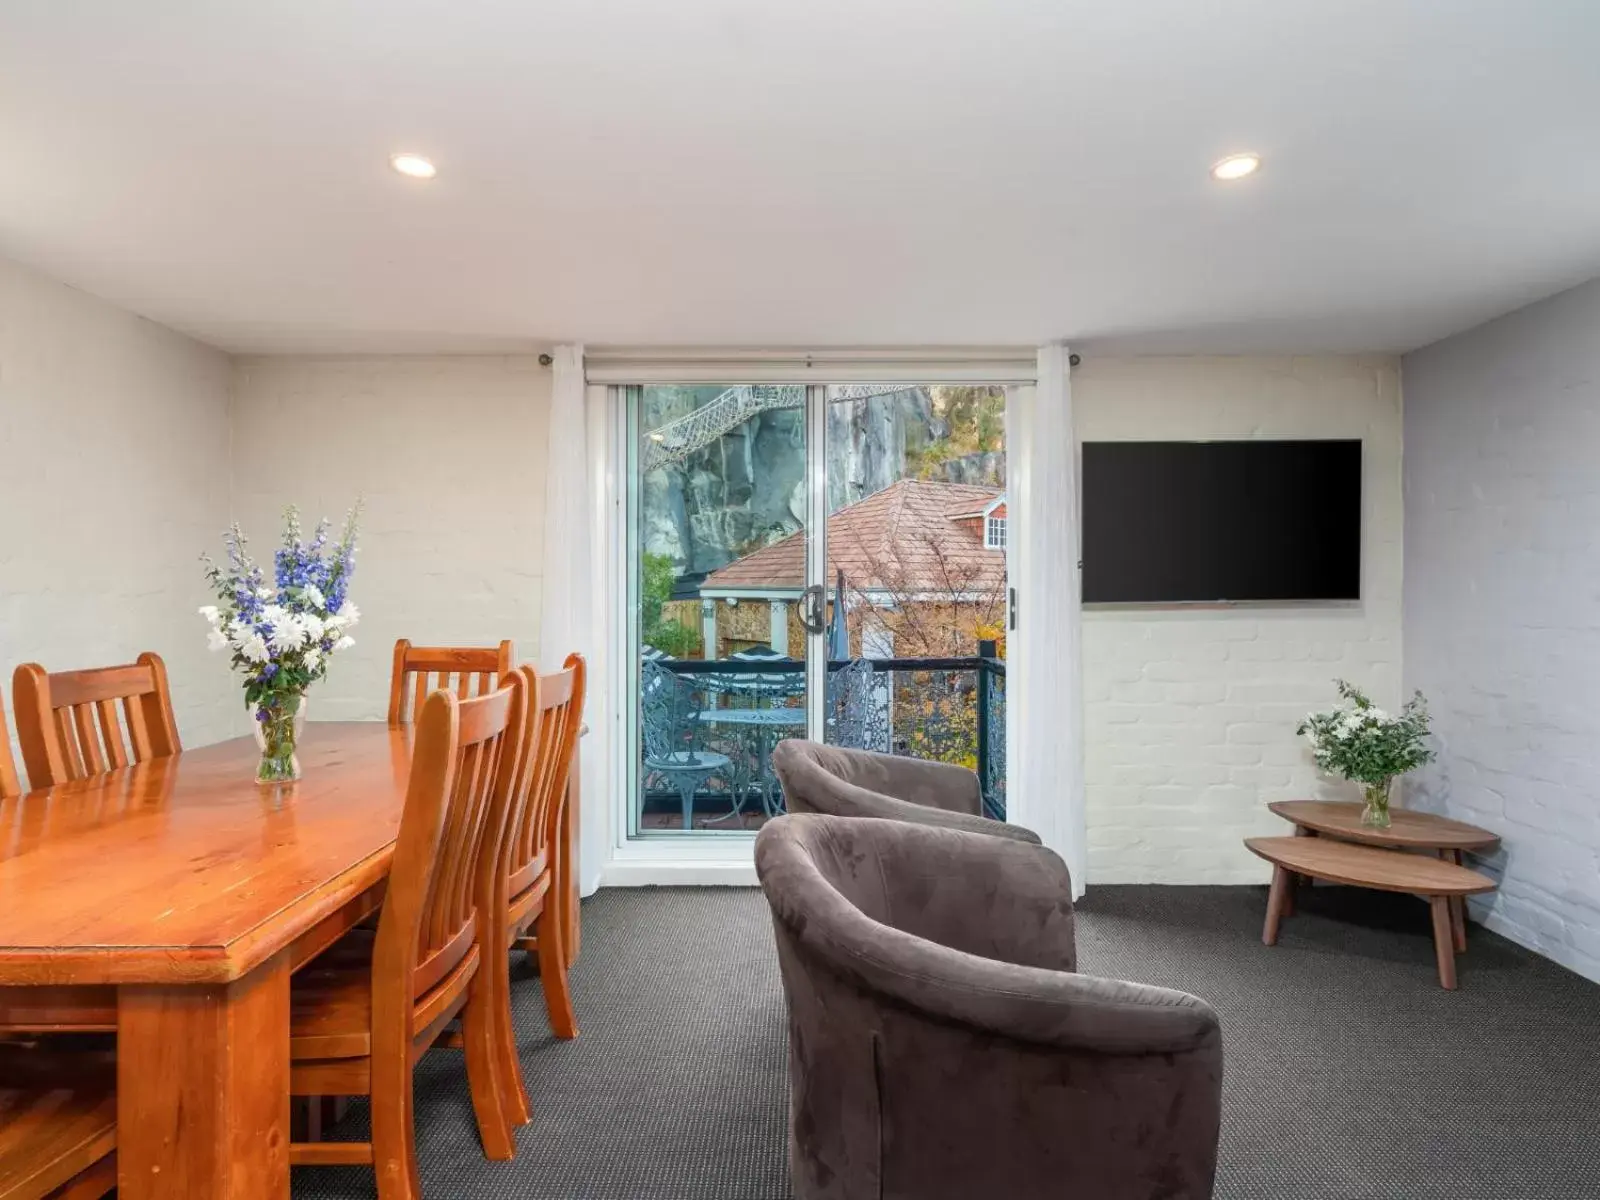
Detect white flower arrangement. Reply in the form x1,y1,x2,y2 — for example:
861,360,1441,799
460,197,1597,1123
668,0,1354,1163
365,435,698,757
201,505,362,780
1297,679,1434,824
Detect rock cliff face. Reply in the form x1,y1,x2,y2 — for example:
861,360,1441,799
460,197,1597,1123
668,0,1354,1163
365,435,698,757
825,388,940,512
934,450,1007,488
642,387,945,576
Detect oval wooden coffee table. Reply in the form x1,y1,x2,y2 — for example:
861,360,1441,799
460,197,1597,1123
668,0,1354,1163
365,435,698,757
1268,800,1499,955
1245,835,1497,989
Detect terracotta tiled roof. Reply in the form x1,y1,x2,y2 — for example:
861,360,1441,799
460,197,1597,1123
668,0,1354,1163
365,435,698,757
702,479,1005,594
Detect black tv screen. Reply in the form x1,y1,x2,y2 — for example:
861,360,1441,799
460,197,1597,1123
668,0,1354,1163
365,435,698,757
1082,440,1361,603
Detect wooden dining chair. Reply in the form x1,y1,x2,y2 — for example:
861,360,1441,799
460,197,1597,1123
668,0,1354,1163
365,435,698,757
0,692,19,803
484,655,586,1128
11,653,180,790
289,676,527,1197
387,639,515,726
0,1040,117,1200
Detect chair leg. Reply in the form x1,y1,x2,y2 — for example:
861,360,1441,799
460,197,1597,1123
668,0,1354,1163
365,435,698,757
497,921,534,1128
536,904,579,1040
679,780,695,830
462,970,517,1160
370,1050,422,1200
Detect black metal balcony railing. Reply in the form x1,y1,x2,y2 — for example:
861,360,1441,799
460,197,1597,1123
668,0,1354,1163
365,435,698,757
642,648,1006,824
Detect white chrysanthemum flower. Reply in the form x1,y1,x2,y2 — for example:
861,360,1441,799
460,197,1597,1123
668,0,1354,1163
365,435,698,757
206,629,231,652
237,632,270,663
337,600,360,626
298,613,326,643
256,587,275,601
304,648,323,673
198,605,221,623
332,635,355,653
269,619,307,655
302,584,326,610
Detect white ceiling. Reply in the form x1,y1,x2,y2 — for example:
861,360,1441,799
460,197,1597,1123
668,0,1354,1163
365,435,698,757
2,0,1598,356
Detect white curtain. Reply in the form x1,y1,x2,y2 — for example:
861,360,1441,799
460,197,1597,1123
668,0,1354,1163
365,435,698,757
1007,344,1087,896
540,344,606,897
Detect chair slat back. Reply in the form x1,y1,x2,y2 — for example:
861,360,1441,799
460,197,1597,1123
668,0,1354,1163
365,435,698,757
0,693,19,802
387,639,515,726
376,676,526,1018
504,656,586,901
12,653,180,789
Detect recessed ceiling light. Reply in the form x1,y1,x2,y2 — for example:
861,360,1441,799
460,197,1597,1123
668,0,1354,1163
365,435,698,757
390,153,437,180
1210,153,1261,182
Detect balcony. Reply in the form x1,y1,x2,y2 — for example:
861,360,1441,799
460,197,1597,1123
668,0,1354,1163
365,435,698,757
639,644,1006,831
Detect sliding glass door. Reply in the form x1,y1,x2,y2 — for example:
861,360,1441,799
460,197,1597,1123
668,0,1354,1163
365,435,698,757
819,385,1009,818
624,382,1013,838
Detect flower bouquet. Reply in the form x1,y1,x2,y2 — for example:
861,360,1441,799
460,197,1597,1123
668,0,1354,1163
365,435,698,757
1297,679,1434,828
202,504,362,783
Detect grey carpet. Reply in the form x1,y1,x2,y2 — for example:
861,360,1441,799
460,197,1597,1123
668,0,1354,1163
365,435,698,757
295,884,1600,1199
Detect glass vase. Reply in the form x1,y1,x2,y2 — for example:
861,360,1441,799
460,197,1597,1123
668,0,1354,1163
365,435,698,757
1360,778,1393,828
254,695,307,784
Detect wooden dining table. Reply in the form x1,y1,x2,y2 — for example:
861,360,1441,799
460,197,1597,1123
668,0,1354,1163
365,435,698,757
0,721,583,1200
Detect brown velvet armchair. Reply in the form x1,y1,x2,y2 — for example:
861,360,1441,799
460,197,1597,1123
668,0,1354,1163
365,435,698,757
755,813,1223,1200
771,739,1040,844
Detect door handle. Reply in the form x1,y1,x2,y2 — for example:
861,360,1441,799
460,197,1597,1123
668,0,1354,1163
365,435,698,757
798,584,826,635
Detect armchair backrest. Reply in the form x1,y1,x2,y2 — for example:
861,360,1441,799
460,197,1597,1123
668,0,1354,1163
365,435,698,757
771,739,1040,844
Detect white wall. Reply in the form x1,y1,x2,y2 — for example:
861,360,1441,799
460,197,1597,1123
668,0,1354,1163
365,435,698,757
229,356,551,723
1403,278,1600,984
1075,356,1404,884
0,253,236,768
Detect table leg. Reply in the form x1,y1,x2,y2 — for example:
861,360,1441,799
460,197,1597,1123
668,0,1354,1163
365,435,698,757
1448,850,1468,953
117,953,290,1199
1291,824,1314,892
1262,865,1290,946
1429,896,1457,990
560,754,581,969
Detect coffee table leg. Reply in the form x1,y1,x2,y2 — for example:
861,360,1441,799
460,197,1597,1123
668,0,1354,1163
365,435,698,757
1263,865,1290,946
1429,896,1457,990
1291,825,1314,894
1448,851,1468,952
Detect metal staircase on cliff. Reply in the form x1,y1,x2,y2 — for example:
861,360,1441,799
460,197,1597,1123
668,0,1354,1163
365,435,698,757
643,384,918,469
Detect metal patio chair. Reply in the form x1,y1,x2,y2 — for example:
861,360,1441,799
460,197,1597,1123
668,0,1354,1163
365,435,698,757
641,660,733,831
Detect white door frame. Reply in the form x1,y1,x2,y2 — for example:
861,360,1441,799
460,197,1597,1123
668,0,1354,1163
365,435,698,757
589,352,1072,889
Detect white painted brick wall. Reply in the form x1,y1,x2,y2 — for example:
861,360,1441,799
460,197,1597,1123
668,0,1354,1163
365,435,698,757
1403,277,1600,984
0,253,238,770
1075,356,1404,884
229,356,551,727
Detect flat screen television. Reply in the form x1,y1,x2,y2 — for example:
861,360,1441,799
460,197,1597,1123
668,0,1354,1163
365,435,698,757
1081,439,1361,603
